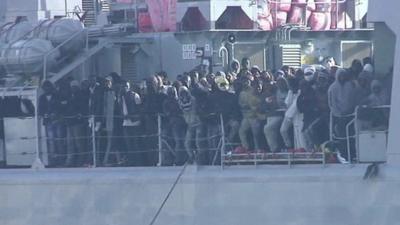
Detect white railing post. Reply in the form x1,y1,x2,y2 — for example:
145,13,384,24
346,118,355,165
43,55,47,81
329,112,333,141
219,114,226,170
157,114,162,167
91,115,97,167
32,87,45,170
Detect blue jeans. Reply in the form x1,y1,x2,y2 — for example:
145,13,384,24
239,118,263,150
45,121,67,166
185,124,205,164
264,116,283,152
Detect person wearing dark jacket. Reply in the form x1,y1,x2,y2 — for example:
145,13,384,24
87,76,106,165
101,75,123,166
214,76,241,145
88,76,105,130
311,71,331,147
162,86,187,165
263,77,287,153
65,80,88,167
121,81,144,166
297,79,319,151
190,77,213,165
38,80,63,167
54,80,70,164
142,75,167,166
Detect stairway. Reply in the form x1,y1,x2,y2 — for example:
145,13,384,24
48,40,109,83
121,46,138,82
100,0,111,12
82,0,97,26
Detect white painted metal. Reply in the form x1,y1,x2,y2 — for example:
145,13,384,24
368,0,400,165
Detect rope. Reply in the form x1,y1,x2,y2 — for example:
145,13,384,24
148,162,188,225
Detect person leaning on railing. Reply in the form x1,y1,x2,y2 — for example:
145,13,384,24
64,80,89,167
38,80,64,167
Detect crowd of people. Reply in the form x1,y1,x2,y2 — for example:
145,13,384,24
38,56,392,167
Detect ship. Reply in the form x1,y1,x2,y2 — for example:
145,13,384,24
0,0,399,225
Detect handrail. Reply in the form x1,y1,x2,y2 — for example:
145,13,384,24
0,22,14,36
218,45,228,67
42,29,89,81
345,118,355,164
354,105,390,163
7,19,49,46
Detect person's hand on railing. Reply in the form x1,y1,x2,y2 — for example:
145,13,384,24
95,122,101,132
88,116,94,128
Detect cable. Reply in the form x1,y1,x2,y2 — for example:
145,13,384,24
148,162,188,225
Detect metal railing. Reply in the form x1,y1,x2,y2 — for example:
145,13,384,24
0,111,331,169
329,105,390,164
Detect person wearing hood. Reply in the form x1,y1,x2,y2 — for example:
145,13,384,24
358,80,389,130
39,80,63,167
179,86,202,164
274,70,285,80
162,86,187,166
328,68,357,117
251,65,261,77
65,80,89,167
354,70,372,104
328,68,357,160
350,59,363,79
362,80,389,107
230,59,240,76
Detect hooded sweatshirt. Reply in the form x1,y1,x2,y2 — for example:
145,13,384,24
364,80,389,107
328,69,356,116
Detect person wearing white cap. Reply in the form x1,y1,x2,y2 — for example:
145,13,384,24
363,64,374,73
303,66,316,82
